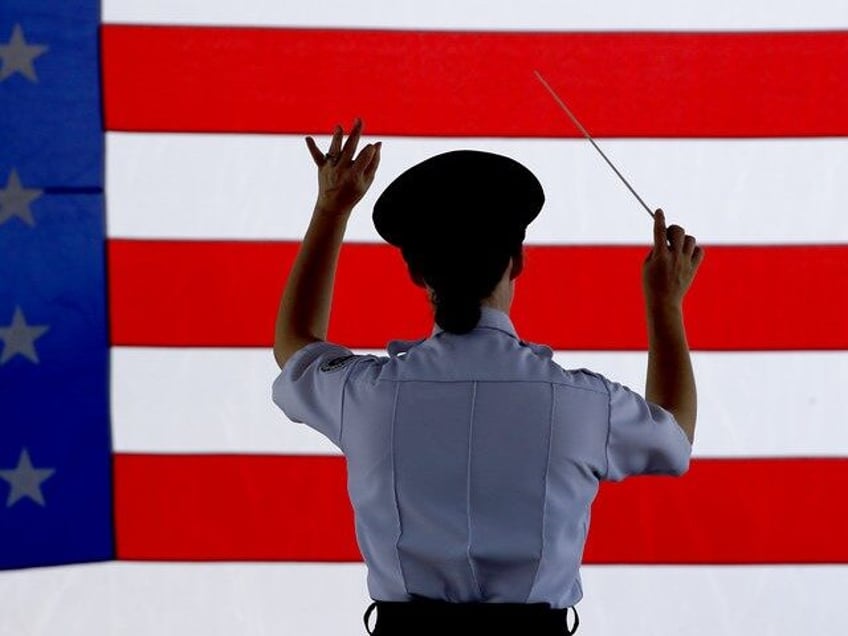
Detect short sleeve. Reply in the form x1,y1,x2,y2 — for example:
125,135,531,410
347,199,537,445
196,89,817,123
602,377,692,481
271,340,370,448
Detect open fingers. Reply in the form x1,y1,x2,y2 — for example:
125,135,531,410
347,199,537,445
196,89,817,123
327,124,343,158
305,136,325,166
352,143,375,172
364,142,382,180
352,141,381,177
340,117,363,163
355,141,381,182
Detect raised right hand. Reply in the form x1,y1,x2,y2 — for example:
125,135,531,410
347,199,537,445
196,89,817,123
642,209,704,310
305,117,382,217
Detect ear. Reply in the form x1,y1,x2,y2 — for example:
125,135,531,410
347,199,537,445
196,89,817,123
509,249,524,279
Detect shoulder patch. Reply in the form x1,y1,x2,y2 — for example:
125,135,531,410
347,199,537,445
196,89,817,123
319,354,356,372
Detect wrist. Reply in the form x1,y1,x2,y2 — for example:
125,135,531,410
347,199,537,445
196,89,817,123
314,196,354,218
304,205,350,243
645,300,684,323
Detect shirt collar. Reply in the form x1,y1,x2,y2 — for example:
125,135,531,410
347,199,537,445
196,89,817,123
431,306,518,339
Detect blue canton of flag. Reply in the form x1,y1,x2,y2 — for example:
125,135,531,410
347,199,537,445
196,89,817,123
0,0,112,569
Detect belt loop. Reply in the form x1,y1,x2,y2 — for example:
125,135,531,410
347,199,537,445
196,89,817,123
363,601,378,635
566,605,580,634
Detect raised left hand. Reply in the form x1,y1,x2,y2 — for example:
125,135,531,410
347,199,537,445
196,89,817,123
306,117,382,216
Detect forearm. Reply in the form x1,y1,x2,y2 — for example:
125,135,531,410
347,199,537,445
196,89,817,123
273,205,350,368
645,304,697,443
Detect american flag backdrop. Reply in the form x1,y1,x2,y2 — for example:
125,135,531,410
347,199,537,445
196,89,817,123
2,0,848,633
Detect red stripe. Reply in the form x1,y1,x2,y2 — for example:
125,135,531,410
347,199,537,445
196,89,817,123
114,455,358,561
114,454,848,563
107,240,848,350
101,26,848,137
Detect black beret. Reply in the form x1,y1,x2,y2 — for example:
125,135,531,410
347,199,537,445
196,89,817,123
373,150,544,248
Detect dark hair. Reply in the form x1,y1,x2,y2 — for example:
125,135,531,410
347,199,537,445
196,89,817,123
401,230,525,335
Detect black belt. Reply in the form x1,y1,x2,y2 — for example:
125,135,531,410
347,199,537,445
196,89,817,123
364,597,579,635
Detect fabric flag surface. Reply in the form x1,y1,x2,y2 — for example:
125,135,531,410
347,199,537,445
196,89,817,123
1,0,848,633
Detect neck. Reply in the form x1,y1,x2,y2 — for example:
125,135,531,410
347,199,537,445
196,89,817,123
481,281,513,314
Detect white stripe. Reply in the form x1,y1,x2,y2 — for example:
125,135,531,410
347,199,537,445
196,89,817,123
111,347,848,457
106,133,848,244
1,563,845,635
102,0,848,30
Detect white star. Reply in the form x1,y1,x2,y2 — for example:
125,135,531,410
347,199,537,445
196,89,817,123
0,448,55,507
0,169,43,227
0,24,49,83
0,306,49,364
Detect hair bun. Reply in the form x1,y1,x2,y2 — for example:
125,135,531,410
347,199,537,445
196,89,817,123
433,293,482,335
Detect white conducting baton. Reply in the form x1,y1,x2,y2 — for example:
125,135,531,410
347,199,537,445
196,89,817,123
534,70,655,220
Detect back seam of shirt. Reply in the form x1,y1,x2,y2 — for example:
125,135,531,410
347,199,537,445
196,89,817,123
466,380,483,597
389,380,411,596
526,381,556,602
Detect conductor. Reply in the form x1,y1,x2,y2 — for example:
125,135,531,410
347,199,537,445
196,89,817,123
272,118,703,635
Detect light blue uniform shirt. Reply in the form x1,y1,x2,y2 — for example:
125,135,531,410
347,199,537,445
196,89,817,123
272,307,691,608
